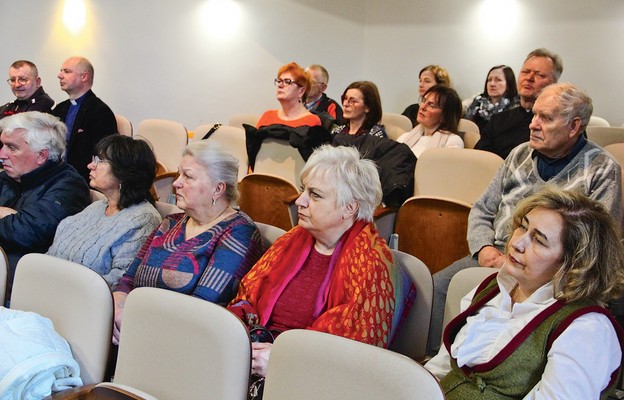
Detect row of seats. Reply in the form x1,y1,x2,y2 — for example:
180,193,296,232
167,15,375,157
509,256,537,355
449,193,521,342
3,226,494,399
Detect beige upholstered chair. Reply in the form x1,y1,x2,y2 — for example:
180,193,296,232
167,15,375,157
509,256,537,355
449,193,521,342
89,189,106,203
228,113,260,129
459,130,481,149
458,118,480,135
255,222,287,251
413,147,503,205
586,126,624,147
112,287,251,400
135,119,188,172
263,329,444,400
238,173,299,231
389,249,433,361
382,112,412,133
254,138,306,188
154,200,183,219
588,115,610,127
115,114,133,137
11,254,114,384
441,267,497,340
151,171,178,203
194,124,249,181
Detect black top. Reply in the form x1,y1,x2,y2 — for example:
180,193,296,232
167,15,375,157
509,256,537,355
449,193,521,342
475,106,533,159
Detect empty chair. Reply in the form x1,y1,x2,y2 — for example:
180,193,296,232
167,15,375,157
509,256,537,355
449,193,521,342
115,114,133,137
394,196,471,274
389,249,433,361
441,267,497,340
238,173,299,231
135,119,188,172
10,254,113,384
112,287,251,400
195,124,249,181
228,113,260,129
413,147,503,205
255,222,287,251
588,115,610,127
586,126,624,147
154,200,183,219
263,329,444,400
254,138,306,188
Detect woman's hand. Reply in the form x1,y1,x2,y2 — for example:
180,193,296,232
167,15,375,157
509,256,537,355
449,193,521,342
477,246,506,268
251,342,273,377
112,291,128,345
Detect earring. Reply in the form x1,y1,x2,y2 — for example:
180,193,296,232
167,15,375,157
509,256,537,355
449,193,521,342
212,198,216,205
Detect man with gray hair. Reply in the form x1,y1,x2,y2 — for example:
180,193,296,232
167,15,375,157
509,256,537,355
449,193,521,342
305,64,343,124
428,83,622,355
476,48,564,159
52,56,117,182
0,111,89,290
0,60,54,119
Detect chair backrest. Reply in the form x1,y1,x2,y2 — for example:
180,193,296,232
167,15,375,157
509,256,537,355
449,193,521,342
588,115,610,127
414,147,503,205
384,124,408,141
458,130,481,149
151,171,178,203
10,254,113,384
441,267,497,339
458,118,480,135
382,112,412,133
195,124,249,181
586,126,624,147
238,173,299,231
136,119,188,172
255,222,287,251
93,383,159,400
114,287,251,400
394,196,471,274
228,113,260,129
389,249,432,361
90,189,106,203
115,114,133,137
0,247,7,307
263,329,444,400
254,138,306,188
154,200,183,219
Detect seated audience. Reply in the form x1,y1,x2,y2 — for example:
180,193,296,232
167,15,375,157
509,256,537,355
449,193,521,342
1,60,54,120
402,65,452,128
246,62,330,168
0,111,89,290
229,145,414,397
425,186,624,399
331,81,386,138
113,140,264,344
464,65,519,132
475,48,563,159
46,135,161,289
304,64,343,124
397,85,464,158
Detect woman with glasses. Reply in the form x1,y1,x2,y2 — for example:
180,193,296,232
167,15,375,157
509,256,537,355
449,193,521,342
46,135,161,289
402,65,452,128
397,85,464,158
331,81,386,138
465,65,519,132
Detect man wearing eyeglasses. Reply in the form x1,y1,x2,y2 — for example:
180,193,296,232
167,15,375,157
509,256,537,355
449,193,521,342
52,56,117,183
0,60,54,120
304,64,343,124
0,111,89,298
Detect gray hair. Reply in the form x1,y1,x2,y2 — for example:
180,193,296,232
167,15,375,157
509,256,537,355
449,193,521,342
183,140,240,203
525,48,564,82
300,145,382,222
539,83,593,132
0,111,66,161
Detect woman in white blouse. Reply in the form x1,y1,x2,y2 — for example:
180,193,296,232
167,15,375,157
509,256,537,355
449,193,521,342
425,186,624,399
396,85,464,158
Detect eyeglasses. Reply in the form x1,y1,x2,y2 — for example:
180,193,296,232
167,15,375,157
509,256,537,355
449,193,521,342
419,100,440,110
91,155,109,168
341,97,363,106
312,81,326,86
274,78,299,87
6,77,30,86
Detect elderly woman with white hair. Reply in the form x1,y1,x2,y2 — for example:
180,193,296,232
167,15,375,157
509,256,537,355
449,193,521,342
113,140,264,344
229,145,414,396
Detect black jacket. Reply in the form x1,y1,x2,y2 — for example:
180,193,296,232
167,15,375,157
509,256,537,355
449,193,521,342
0,87,55,119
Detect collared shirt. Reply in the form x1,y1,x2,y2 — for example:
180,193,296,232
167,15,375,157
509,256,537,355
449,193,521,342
63,92,88,149
534,135,588,181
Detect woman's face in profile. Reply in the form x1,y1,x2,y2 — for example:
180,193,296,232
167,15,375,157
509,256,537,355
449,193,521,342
275,72,302,103
295,173,346,238
419,70,437,97
505,206,565,295
416,92,443,129
487,68,507,101
173,155,215,213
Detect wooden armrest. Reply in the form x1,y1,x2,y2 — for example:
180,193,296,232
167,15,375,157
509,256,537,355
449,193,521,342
155,160,168,175
374,205,399,218
284,193,299,204
44,384,97,400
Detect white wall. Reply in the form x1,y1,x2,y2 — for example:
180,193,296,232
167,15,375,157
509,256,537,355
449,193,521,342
1,0,623,129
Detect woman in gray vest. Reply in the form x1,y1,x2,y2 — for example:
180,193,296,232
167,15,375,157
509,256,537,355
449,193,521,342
425,186,624,399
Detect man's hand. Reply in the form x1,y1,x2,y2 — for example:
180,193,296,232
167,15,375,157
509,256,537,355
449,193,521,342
0,207,17,218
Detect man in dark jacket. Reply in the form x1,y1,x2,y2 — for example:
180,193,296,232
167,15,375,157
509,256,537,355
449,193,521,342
0,60,54,119
0,111,89,290
52,56,117,182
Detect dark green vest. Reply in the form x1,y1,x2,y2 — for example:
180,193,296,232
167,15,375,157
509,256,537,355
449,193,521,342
440,276,620,399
